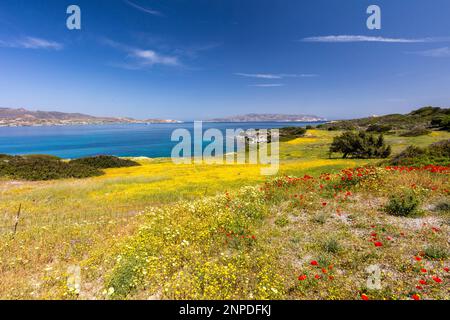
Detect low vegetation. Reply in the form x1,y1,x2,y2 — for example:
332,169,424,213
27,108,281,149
69,155,140,169
0,155,102,181
383,191,422,217
0,129,448,300
0,155,140,181
321,106,450,131
400,127,432,137
278,127,307,142
390,139,450,166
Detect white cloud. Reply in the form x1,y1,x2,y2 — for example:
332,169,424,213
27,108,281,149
124,0,163,17
301,35,432,43
249,84,284,87
235,73,317,79
412,47,450,57
131,49,179,66
0,36,63,50
236,73,282,79
102,38,179,68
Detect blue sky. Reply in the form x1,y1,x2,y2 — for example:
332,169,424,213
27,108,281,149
0,0,450,120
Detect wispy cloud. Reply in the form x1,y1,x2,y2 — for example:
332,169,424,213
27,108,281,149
249,84,285,87
131,49,179,66
301,35,437,43
235,73,317,79
411,47,450,57
102,38,180,68
0,36,63,50
124,0,163,17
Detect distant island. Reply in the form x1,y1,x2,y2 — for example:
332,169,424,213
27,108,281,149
207,113,326,123
0,108,182,127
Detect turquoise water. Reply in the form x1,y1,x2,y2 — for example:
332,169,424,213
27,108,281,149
0,122,322,159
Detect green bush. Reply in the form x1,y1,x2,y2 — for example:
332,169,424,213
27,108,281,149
431,115,450,131
390,139,450,166
424,245,448,260
383,192,421,217
433,201,450,214
320,107,450,131
0,156,102,181
275,215,289,227
329,131,391,159
399,127,431,137
278,127,307,142
366,124,392,133
69,155,140,169
322,238,341,254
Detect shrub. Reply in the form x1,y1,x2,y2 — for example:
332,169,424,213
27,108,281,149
383,192,421,217
0,154,14,160
399,127,431,137
22,154,61,161
0,156,102,181
390,139,450,166
312,213,328,225
69,155,140,169
424,245,448,260
329,131,391,159
366,124,392,133
322,238,341,254
278,127,307,142
433,201,450,214
275,215,289,227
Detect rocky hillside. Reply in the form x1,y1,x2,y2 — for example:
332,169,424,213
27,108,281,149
0,107,180,126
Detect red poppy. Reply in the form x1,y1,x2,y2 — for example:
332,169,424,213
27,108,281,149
432,276,442,283
298,275,307,281
361,294,369,301
322,202,327,207
420,268,427,273
314,274,321,279
374,241,383,247
322,268,328,274
416,286,423,290
444,267,449,273
419,279,427,285
412,294,420,301
310,260,318,266
414,256,422,262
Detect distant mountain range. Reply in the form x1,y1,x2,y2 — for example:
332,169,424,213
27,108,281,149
0,108,182,127
207,113,326,122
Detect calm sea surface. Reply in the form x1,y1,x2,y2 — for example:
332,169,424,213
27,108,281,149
0,122,323,159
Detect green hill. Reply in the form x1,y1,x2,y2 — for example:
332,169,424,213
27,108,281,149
320,106,450,132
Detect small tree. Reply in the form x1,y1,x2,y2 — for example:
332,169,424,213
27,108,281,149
329,131,391,159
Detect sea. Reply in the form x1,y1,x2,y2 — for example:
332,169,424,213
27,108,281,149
0,122,324,159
